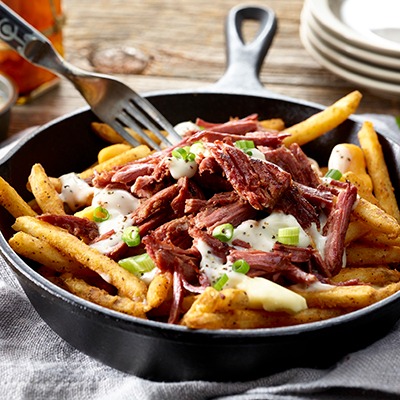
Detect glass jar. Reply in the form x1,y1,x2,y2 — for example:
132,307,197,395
0,0,64,103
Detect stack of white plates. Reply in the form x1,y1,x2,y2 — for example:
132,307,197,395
300,0,400,98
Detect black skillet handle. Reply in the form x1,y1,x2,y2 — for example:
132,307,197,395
212,4,277,94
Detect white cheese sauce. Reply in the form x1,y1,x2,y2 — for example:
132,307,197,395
247,148,266,161
163,121,199,147
89,188,139,254
168,157,198,179
58,173,94,211
231,212,311,251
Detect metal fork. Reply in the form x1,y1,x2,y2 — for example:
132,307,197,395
0,3,181,150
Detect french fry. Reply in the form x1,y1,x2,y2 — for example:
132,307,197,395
0,176,36,218
97,143,132,164
9,231,85,274
204,308,345,329
292,284,377,309
259,118,285,131
352,197,400,238
283,91,362,146
361,230,400,247
91,122,167,146
146,271,173,309
28,163,65,215
345,219,371,245
12,216,147,302
330,266,400,286
346,243,400,265
342,171,377,204
374,281,400,302
181,291,345,329
58,273,147,318
79,145,151,179
358,121,400,223
187,287,250,314
91,122,125,144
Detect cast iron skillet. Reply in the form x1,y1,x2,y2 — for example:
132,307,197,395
1,5,400,382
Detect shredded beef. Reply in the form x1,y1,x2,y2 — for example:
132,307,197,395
263,144,320,187
111,163,155,184
208,141,291,210
323,182,358,276
193,192,257,232
275,185,319,229
188,130,288,148
228,248,317,285
189,226,231,262
195,114,259,134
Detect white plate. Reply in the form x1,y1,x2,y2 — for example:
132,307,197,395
299,22,400,98
301,16,400,84
307,0,400,57
303,5,400,70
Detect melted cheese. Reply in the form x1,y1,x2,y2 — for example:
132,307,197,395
328,143,367,175
228,273,307,313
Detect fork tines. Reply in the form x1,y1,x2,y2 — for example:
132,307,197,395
114,95,181,151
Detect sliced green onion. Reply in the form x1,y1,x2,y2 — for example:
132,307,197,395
93,206,110,222
235,140,255,150
186,151,196,162
121,226,141,247
118,253,155,277
171,145,198,163
189,141,205,156
213,273,229,291
212,223,234,242
171,146,191,160
325,169,342,180
277,226,300,246
232,259,250,274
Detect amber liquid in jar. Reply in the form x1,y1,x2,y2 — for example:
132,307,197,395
0,0,64,103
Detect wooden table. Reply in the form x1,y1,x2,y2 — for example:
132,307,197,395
6,0,400,137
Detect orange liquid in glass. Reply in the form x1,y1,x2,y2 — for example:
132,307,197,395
0,0,64,98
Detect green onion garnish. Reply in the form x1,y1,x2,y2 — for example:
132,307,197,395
235,140,255,150
93,206,110,222
212,223,234,242
277,226,300,246
121,226,141,247
189,141,205,156
232,259,250,274
213,273,229,291
325,169,342,180
171,146,190,159
118,253,155,277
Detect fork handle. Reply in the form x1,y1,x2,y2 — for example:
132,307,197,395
0,3,78,78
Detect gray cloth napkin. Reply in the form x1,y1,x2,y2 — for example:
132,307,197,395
1,115,400,400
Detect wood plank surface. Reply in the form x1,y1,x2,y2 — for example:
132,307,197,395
6,0,400,137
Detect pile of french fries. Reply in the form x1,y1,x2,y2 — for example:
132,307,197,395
2,90,400,330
